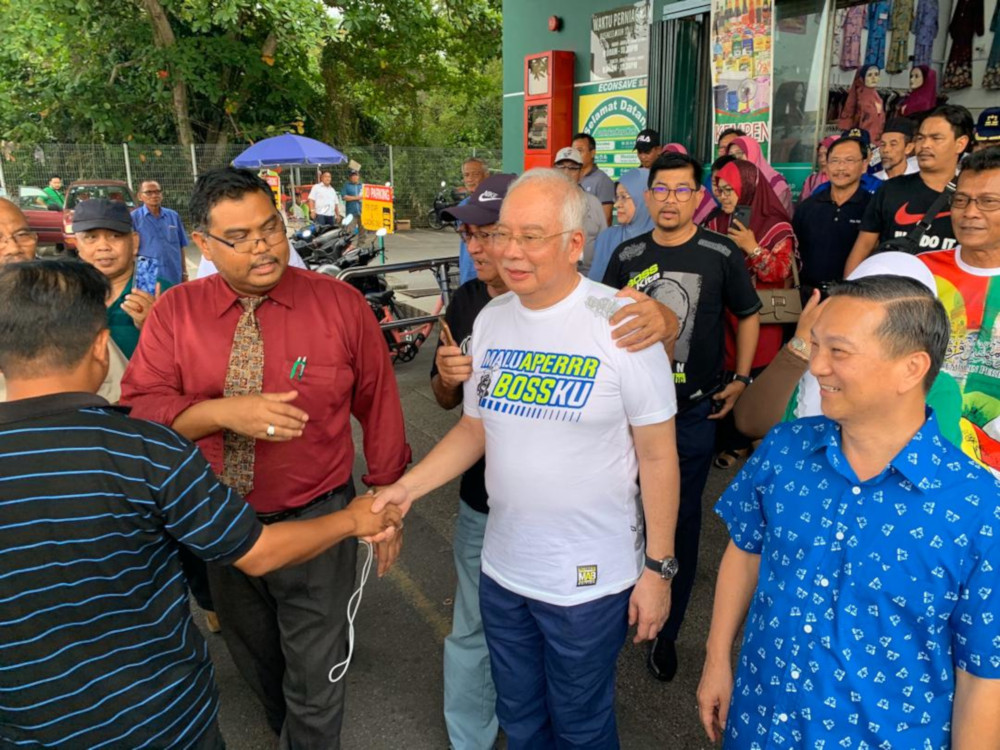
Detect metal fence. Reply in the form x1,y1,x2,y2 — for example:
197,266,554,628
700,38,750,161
0,142,501,226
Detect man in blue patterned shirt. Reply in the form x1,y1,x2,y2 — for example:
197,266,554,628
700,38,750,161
698,274,1000,749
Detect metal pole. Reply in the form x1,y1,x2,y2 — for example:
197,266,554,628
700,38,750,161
190,144,198,181
388,145,394,187
0,154,6,197
123,143,133,191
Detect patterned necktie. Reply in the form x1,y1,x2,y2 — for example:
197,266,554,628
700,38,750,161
222,296,267,496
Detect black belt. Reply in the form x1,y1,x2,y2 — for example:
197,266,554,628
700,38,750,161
256,482,349,525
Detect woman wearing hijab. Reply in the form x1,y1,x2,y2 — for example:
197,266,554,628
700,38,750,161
799,135,840,202
588,168,654,283
898,64,939,116
726,135,795,214
706,158,797,467
732,252,964,446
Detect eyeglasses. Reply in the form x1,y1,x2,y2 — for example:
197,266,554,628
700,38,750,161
827,157,864,166
142,189,163,195
649,186,695,203
952,193,1000,212
714,185,736,198
206,222,287,254
492,229,573,250
0,230,37,247
613,194,633,204
554,164,582,172
459,228,498,243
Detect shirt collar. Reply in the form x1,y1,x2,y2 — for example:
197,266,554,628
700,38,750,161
211,266,298,317
0,392,122,426
801,409,944,491
815,185,865,205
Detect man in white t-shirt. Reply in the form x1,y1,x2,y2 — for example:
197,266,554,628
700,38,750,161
308,170,340,226
370,169,680,747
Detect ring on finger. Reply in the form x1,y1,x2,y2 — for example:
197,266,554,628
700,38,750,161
266,424,276,437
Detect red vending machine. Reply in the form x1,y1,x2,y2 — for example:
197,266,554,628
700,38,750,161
523,50,575,171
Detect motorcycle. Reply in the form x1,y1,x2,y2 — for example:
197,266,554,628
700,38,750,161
296,215,355,266
426,181,468,230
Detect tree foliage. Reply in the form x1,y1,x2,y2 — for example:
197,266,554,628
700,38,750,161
0,0,502,147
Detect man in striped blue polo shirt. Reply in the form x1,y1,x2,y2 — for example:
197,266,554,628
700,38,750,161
0,260,400,749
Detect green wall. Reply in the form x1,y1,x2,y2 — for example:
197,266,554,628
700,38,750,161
502,0,694,173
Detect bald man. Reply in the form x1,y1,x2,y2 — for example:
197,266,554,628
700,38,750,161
0,198,126,402
0,198,38,265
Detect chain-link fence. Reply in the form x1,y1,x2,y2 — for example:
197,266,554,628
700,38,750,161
0,142,502,227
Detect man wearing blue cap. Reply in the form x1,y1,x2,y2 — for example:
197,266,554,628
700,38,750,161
974,107,1000,152
73,198,172,358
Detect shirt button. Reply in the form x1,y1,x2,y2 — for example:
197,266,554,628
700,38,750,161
791,670,801,679
820,578,830,587
852,486,861,495
803,624,813,633
836,531,845,540
778,713,789,722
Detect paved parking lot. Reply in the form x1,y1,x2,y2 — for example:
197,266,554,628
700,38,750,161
188,230,740,748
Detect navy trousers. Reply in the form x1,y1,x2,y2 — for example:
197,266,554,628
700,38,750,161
479,573,630,750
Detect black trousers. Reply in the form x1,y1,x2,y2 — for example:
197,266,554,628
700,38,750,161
207,481,358,750
659,399,717,642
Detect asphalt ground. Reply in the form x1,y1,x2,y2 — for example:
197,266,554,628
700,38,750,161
186,230,742,749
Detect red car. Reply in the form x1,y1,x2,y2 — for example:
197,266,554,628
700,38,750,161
15,187,65,248
62,180,137,250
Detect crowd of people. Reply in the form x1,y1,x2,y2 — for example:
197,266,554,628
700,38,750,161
0,98,999,750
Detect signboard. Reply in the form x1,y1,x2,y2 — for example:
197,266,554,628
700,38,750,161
710,0,774,156
261,169,281,211
361,184,394,233
590,2,651,80
577,76,648,180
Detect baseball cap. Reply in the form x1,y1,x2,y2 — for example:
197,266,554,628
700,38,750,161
348,169,360,175
441,174,517,226
634,129,661,152
882,117,916,139
837,127,871,155
553,147,583,165
72,198,133,234
976,107,1000,143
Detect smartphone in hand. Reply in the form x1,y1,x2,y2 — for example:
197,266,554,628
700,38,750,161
134,255,159,295
732,204,753,229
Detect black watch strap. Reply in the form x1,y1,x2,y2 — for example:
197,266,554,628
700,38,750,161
644,555,679,580
732,374,752,386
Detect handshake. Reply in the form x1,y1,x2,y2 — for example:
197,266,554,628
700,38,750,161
344,485,411,576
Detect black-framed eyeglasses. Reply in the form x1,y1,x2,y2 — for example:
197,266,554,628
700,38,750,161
206,221,287,254
0,230,37,247
714,185,736,198
554,164,582,172
649,186,695,203
951,193,1000,212
459,228,498,244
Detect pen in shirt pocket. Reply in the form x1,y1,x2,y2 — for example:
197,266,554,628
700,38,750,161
290,356,308,380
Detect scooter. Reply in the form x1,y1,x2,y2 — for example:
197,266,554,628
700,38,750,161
426,181,467,230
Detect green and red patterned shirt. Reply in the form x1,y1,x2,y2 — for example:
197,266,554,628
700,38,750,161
920,247,1000,477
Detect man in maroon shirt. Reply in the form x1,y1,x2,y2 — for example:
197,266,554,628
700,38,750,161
120,168,411,749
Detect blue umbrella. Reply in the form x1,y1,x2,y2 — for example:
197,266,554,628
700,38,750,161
232,134,347,167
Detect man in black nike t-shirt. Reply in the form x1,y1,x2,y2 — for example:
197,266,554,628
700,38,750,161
845,105,974,275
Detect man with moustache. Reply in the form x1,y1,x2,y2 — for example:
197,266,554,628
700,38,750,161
456,157,490,285
602,151,761,682
918,146,1000,476
120,167,410,749
845,105,974,273
874,117,919,180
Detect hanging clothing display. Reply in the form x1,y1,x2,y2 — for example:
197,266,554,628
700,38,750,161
984,1,1000,89
886,0,916,73
942,0,984,90
831,7,848,68
840,5,866,70
865,0,892,69
912,0,939,67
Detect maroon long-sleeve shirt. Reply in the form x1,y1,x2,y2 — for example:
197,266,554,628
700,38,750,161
121,267,411,513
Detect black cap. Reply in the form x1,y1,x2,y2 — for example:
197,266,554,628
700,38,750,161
836,127,871,156
441,174,516,226
72,198,133,234
883,117,916,139
634,129,661,152
976,107,1000,143
348,169,360,175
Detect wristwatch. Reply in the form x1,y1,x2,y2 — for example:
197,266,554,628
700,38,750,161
644,555,680,580
731,374,752,387
787,336,810,362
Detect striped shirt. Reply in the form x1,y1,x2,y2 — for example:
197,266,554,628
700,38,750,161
0,393,261,749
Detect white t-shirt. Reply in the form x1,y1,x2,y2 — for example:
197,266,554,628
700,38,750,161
308,183,340,216
463,276,677,605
